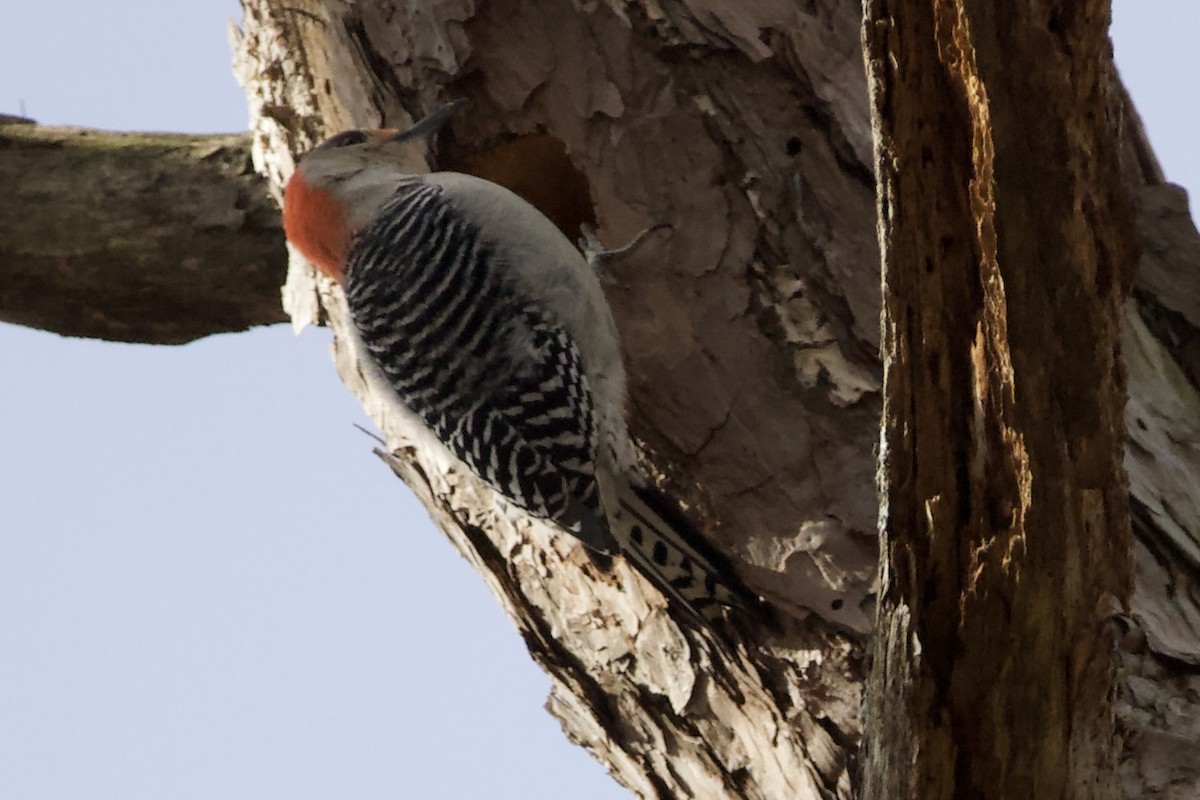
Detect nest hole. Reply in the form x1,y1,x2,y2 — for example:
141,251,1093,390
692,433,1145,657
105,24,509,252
447,132,595,240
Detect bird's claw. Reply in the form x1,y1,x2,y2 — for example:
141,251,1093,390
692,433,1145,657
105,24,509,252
580,222,673,274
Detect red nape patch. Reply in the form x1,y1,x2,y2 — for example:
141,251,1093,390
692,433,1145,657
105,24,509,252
283,168,350,283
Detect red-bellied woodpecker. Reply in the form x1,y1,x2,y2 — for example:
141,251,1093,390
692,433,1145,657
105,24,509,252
282,103,754,623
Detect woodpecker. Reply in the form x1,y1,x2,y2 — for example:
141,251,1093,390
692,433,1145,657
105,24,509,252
282,103,754,623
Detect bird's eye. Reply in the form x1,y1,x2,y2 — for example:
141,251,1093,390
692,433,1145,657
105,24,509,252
318,130,369,150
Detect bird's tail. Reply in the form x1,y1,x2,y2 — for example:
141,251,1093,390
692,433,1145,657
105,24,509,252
612,480,758,625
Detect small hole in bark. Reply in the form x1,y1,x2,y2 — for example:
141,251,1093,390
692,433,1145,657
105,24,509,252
1136,418,1148,431
785,136,802,156
939,235,954,258
831,598,844,611
1048,9,1065,35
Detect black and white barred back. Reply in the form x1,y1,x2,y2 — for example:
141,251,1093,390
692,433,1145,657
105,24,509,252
344,180,618,555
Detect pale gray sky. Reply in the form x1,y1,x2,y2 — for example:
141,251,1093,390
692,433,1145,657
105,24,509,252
0,2,1195,798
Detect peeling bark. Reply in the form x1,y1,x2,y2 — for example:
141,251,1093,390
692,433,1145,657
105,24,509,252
227,0,1200,796
234,2,876,796
7,0,1197,796
0,121,286,344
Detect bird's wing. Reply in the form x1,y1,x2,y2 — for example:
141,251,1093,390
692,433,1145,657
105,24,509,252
345,181,617,553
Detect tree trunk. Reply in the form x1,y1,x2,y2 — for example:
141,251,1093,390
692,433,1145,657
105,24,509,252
227,0,1200,796
859,2,1137,797
6,0,1196,796
236,2,882,796
226,1,1200,795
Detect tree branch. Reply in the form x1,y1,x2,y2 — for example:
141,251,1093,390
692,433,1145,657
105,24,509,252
0,120,287,344
6,0,1197,795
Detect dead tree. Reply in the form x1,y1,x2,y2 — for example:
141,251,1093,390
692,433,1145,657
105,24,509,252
3,1,1197,796
228,1,1199,795
860,2,1137,797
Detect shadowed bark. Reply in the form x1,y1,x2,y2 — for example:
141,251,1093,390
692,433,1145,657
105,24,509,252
0,119,286,344
860,2,1137,796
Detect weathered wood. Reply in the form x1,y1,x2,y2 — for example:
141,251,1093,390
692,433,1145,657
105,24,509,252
3,0,1193,796
861,2,1137,796
234,2,877,797
0,122,286,344
227,0,1200,796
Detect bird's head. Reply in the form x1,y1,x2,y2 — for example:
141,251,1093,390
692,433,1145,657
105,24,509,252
283,100,464,282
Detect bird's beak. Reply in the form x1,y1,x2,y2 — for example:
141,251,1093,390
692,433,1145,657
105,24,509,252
388,99,467,143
